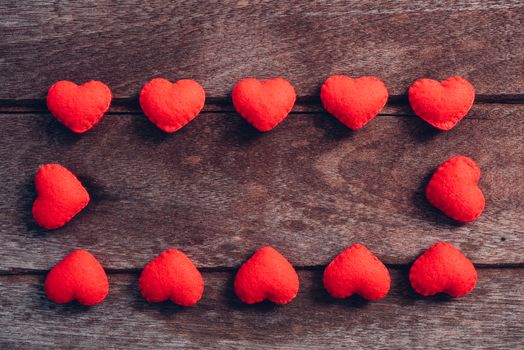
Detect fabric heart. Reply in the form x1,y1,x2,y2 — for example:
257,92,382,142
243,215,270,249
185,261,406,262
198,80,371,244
408,76,475,130
234,246,299,304
426,155,485,222
32,164,90,230
45,249,109,306
139,78,206,133
139,249,204,306
409,242,477,297
47,80,112,133
323,244,390,300
232,78,296,131
320,75,388,130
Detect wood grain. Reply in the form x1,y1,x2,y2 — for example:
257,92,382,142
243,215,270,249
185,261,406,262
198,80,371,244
0,269,522,349
1,1,522,347
0,0,522,100
0,104,522,271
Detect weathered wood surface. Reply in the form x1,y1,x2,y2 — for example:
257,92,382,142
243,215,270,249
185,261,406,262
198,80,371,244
0,269,522,349
0,104,522,271
1,1,523,348
0,0,523,100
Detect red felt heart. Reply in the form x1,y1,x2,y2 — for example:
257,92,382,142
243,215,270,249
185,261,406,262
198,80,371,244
139,249,204,306
320,75,388,130
232,78,296,131
139,78,206,133
323,244,390,300
408,76,475,130
47,80,112,133
234,246,299,304
409,242,477,297
426,155,485,222
45,249,109,306
32,164,90,230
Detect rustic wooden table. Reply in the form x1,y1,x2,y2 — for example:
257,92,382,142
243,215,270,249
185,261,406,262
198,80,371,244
0,1,523,349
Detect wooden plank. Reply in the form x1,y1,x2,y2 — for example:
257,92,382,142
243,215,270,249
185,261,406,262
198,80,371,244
0,269,522,349
0,0,522,100
0,105,522,271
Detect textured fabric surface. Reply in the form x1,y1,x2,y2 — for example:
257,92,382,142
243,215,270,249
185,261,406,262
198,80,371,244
408,76,475,130
46,80,112,133
139,78,206,133
320,75,388,130
426,155,485,222
139,249,204,306
234,246,299,304
32,163,90,230
232,78,296,131
409,242,477,297
323,243,390,300
44,249,109,306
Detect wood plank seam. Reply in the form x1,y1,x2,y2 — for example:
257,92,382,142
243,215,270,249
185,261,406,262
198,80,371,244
1,264,523,276
1,94,521,106
0,99,524,115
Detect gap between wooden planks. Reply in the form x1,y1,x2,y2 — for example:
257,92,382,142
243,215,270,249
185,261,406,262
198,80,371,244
0,95,523,115
0,264,522,276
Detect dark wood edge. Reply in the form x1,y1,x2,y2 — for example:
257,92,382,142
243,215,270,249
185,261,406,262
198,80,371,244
0,95,523,114
1,264,522,276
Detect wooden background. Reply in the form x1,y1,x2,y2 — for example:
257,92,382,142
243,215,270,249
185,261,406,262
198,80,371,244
0,1,522,348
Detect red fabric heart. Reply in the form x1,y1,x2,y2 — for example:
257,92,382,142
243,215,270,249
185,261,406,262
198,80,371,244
408,76,475,130
139,78,206,133
45,249,109,306
139,249,204,306
234,246,299,304
320,75,388,130
32,164,90,230
409,242,477,297
232,78,296,131
426,155,485,222
46,80,112,133
323,244,390,300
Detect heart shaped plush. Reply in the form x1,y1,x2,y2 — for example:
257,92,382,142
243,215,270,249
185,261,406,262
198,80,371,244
47,80,112,133
139,78,206,133
232,78,296,131
323,244,390,300
408,76,475,130
426,155,485,222
45,249,109,306
320,75,388,130
32,164,90,230
234,246,299,304
139,249,204,306
409,242,477,297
